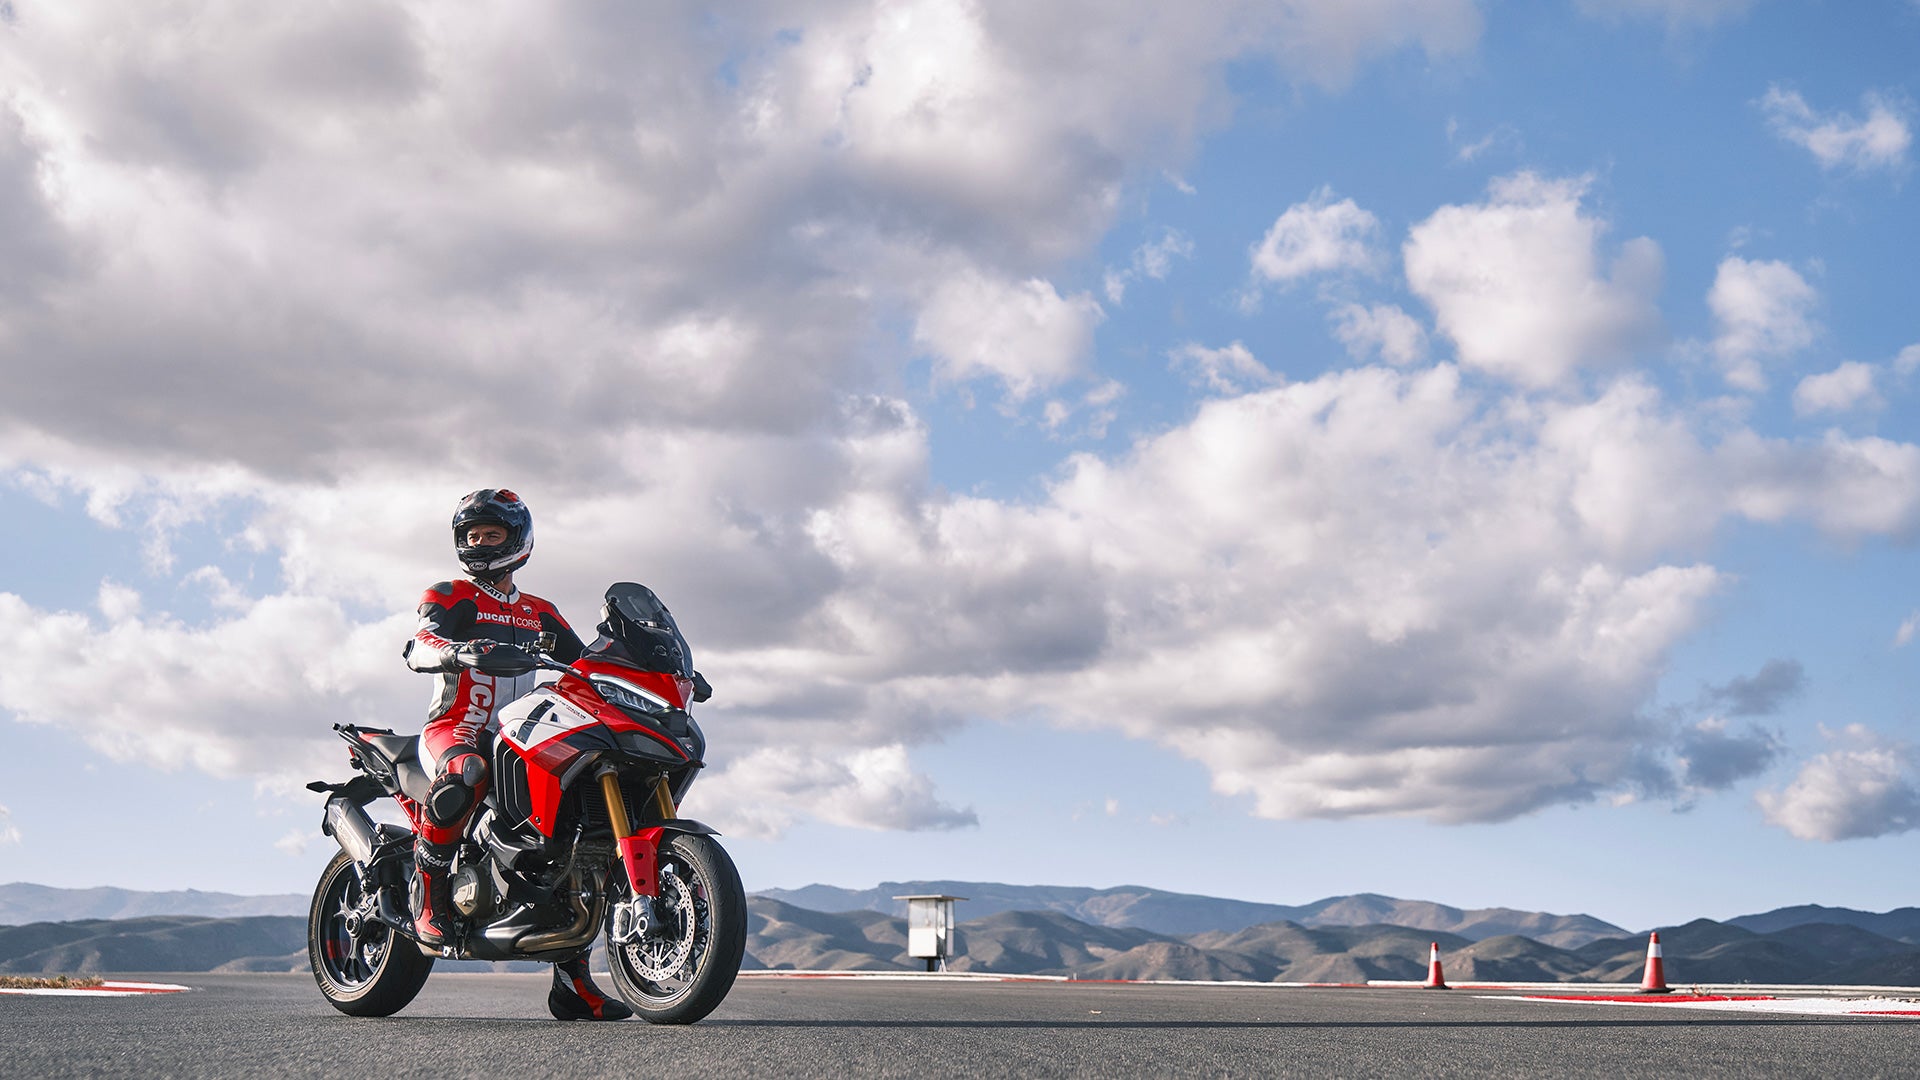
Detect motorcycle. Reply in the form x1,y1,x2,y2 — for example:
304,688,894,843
304,582,745,1023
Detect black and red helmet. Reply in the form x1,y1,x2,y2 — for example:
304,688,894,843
452,488,534,580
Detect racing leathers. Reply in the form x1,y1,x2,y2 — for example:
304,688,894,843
402,578,583,947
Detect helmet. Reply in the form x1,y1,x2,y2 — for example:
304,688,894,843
452,488,534,580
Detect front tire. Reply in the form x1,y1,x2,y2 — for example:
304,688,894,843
604,833,746,1025
308,849,434,1017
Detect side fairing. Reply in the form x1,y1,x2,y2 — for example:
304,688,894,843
493,688,600,836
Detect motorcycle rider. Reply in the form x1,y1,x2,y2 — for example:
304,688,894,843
403,487,631,1021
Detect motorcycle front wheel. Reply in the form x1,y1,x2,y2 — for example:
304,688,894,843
604,832,746,1025
308,849,434,1016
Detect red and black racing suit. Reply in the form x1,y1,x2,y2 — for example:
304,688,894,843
402,578,627,1017
404,577,584,831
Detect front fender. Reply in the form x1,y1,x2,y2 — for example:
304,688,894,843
655,818,720,838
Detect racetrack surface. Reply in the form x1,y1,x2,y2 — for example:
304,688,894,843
2,973,1912,1078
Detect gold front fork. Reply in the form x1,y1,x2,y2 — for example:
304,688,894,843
599,771,634,838
598,771,678,833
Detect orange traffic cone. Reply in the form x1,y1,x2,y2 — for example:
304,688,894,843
1423,942,1449,990
1638,931,1670,994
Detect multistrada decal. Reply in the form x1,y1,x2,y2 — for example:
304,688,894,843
500,693,597,751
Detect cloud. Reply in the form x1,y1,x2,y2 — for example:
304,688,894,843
1249,187,1382,286
914,270,1104,400
1678,716,1781,790
1898,612,1920,648
1760,86,1913,174
1331,303,1429,366
0,804,20,846
1703,658,1805,717
1794,361,1881,416
1444,117,1521,164
693,745,977,838
1896,344,1920,378
9,2,1920,845
1043,380,1127,441
1167,341,1281,394
1758,726,1920,841
1105,229,1195,304
1404,173,1663,388
1708,256,1819,391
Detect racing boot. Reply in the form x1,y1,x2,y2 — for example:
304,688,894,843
549,953,633,1021
412,838,458,951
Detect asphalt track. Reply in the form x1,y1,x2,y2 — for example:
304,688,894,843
2,973,1915,1078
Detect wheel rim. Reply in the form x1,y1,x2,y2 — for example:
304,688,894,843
316,863,388,989
610,854,712,1006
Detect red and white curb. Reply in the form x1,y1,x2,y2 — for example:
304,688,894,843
0,981,192,997
1492,993,1920,1018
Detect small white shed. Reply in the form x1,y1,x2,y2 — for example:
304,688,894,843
893,893,965,972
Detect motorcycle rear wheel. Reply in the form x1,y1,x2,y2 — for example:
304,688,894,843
308,849,434,1017
604,833,746,1024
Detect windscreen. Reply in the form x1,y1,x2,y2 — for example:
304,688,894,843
601,582,694,678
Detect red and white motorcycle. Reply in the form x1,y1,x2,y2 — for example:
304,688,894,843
306,582,744,1023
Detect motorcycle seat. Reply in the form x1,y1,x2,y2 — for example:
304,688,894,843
360,732,420,763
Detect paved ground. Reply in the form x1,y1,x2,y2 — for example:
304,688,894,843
2,972,1915,1078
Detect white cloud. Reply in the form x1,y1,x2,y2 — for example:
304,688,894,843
1758,726,1920,841
1761,86,1913,174
1043,379,1127,440
915,270,1104,400
1404,173,1663,388
1896,612,1919,649
1724,430,1920,539
0,804,20,846
97,580,142,622
10,2,1920,847
1331,303,1429,366
693,745,977,838
1895,344,1920,378
1707,256,1819,391
1445,118,1519,163
1249,187,1382,286
1105,229,1195,304
275,829,314,857
1793,361,1881,416
1168,341,1281,394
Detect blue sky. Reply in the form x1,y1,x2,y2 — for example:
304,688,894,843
2,1,1918,933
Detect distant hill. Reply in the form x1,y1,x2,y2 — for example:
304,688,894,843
0,883,305,925
740,901,1920,985
753,882,1627,948
1726,904,1920,945
7,900,1920,985
0,916,308,974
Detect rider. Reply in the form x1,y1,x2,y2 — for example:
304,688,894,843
403,487,631,1021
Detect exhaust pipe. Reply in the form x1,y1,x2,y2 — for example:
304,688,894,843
322,794,379,865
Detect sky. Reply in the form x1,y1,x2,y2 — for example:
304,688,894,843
1,0,1918,934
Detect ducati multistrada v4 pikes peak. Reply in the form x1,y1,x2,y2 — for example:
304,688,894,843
306,583,745,1023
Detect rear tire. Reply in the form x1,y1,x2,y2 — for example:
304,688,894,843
604,833,746,1025
308,849,433,1017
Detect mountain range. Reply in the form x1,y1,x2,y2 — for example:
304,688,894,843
743,898,1920,985
6,881,1919,984
757,881,1630,948
0,883,307,924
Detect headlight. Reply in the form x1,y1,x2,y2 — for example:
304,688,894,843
590,674,672,716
